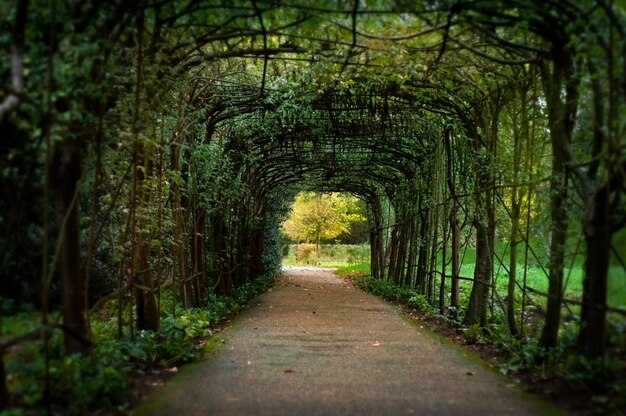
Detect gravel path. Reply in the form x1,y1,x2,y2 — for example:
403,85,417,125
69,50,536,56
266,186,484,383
135,267,562,416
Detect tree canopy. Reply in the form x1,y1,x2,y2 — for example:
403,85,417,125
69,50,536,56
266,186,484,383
282,192,365,244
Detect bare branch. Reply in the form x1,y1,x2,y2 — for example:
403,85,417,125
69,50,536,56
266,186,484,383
178,45,307,74
356,21,457,41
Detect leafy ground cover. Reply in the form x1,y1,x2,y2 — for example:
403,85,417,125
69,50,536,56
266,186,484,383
1,273,275,415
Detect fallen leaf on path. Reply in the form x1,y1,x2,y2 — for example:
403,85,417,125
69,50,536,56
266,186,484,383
283,368,295,373
372,341,381,347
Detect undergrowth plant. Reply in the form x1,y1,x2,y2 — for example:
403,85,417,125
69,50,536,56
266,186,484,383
352,276,435,316
3,273,276,415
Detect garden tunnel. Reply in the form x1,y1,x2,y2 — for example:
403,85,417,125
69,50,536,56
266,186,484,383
1,1,626,411
238,82,444,282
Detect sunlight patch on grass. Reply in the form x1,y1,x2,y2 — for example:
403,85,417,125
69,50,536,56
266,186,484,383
335,263,370,277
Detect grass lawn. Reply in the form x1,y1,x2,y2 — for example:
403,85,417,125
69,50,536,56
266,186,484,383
282,243,369,268
334,263,371,277
289,242,626,311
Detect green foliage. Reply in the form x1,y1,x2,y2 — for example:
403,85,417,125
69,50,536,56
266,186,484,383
496,339,539,375
463,323,487,345
282,192,365,244
283,244,370,267
335,262,371,277
6,336,130,414
295,243,317,264
3,273,275,414
346,245,370,264
352,276,435,315
262,190,294,276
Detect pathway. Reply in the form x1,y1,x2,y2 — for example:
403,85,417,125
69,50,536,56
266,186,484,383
135,267,561,416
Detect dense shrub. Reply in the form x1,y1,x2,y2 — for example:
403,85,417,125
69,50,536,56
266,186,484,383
295,243,317,264
4,271,276,415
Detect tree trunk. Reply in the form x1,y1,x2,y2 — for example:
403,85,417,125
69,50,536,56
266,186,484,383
450,206,460,310
52,139,92,355
133,145,159,331
538,51,578,349
577,54,619,359
134,234,159,331
439,202,448,315
416,209,430,294
369,228,380,278
506,78,529,338
171,140,193,308
128,6,159,331
395,219,409,285
234,206,248,286
507,190,520,336
464,217,490,326
578,185,611,359
540,159,568,348
464,94,499,327
387,226,401,283
428,200,440,303
507,218,520,337
444,127,460,310
369,195,384,279
191,208,207,303
405,214,417,288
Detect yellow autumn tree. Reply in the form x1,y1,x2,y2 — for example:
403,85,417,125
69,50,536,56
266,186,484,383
282,192,365,254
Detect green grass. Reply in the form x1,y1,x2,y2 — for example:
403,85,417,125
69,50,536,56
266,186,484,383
283,260,353,268
282,243,369,267
607,265,626,308
439,240,626,310
335,262,370,277
283,241,626,311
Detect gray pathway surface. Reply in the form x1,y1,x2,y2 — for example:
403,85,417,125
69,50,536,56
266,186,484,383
136,267,561,416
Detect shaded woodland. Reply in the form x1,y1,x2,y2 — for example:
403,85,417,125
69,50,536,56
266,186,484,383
1,0,625,413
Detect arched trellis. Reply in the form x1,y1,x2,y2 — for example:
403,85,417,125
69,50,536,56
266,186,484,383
212,66,625,363
221,82,460,299
246,85,439,188
126,67,625,370
2,3,625,412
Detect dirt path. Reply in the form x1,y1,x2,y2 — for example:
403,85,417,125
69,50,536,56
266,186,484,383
135,268,562,416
